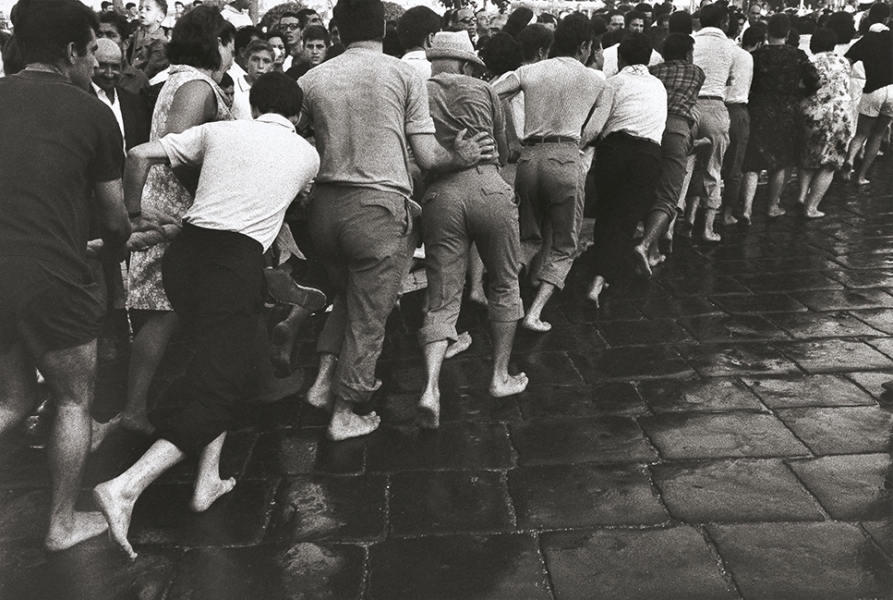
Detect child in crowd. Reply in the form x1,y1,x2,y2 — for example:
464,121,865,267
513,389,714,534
232,39,275,120
130,0,169,79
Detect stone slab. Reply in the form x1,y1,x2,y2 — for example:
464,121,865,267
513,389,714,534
788,454,892,520
637,378,763,413
510,417,658,466
741,374,876,408
775,406,893,455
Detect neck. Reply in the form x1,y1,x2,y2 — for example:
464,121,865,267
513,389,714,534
406,46,424,53
430,59,463,76
767,37,785,45
347,40,382,52
25,63,69,79
145,22,161,34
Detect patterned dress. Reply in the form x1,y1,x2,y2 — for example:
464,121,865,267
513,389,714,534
742,44,820,172
800,52,855,169
128,65,232,311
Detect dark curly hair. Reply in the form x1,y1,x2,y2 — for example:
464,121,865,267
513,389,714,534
166,5,236,70
12,0,98,66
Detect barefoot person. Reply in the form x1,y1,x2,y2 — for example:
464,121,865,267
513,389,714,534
298,0,495,441
416,32,529,429
94,73,319,559
0,0,131,551
492,14,607,333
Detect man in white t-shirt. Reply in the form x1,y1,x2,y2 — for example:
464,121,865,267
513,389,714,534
94,73,319,560
397,6,442,79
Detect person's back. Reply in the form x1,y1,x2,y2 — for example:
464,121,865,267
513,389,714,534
427,73,502,167
0,71,123,278
514,56,605,139
165,116,319,250
846,19,893,94
300,48,429,196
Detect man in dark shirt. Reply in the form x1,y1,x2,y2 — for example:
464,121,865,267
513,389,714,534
0,0,130,552
844,2,893,186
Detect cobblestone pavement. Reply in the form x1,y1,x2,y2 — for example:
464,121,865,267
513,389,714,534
1,161,892,600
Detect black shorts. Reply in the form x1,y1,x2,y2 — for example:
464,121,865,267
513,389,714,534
0,257,104,358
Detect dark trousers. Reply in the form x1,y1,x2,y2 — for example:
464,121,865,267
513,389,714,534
152,223,264,458
721,103,750,213
591,132,662,283
652,115,694,219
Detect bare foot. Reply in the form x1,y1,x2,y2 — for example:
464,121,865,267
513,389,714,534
90,415,122,453
326,410,381,441
306,374,333,412
721,213,738,226
805,209,825,219
489,372,528,398
701,230,721,243
856,178,870,186
44,511,109,552
93,480,138,559
416,388,440,429
522,315,551,332
739,213,751,226
190,477,236,513
445,332,472,359
839,163,852,181
648,252,666,268
767,205,786,218
121,413,155,436
587,276,607,307
468,286,487,306
632,244,652,278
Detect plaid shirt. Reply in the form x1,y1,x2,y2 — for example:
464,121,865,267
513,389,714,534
649,60,705,125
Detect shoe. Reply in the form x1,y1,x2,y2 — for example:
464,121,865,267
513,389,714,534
264,268,327,312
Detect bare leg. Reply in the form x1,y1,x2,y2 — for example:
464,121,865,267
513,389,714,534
489,320,528,397
418,340,448,429
306,353,337,411
0,338,40,439
766,168,788,216
523,282,556,332
467,244,487,306
270,304,313,378
796,167,815,209
93,438,186,559
635,210,672,276
701,207,721,242
683,195,700,235
804,166,835,218
587,275,607,307
856,116,893,185
253,319,303,403
190,432,235,512
35,341,110,551
326,397,380,441
740,172,759,221
444,331,472,359
122,312,179,434
844,114,872,181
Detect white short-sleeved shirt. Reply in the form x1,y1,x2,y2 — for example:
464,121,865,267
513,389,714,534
601,64,667,144
601,45,663,78
159,113,319,251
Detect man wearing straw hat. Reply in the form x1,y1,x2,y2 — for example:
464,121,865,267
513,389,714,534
415,31,529,429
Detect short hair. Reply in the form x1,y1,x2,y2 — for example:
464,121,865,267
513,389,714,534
166,5,236,70
591,15,608,36
607,9,624,20
635,3,653,13
99,10,132,39
265,28,290,55
661,31,693,60
797,15,816,35
302,24,329,45
868,2,892,25
480,31,522,76
553,12,594,57
296,8,319,27
516,23,553,62
654,2,673,18
333,0,385,46
126,2,136,8
741,22,766,46
219,71,233,87
601,27,627,48
625,9,646,26
234,25,262,54
810,27,837,53
244,38,273,58
382,23,401,56
149,0,168,17
279,11,300,23
101,1,111,9
699,3,727,28
538,13,558,25
503,7,534,37
12,0,98,66
249,71,303,117
618,30,651,64
767,13,790,39
825,11,854,45
668,10,693,34
396,6,440,49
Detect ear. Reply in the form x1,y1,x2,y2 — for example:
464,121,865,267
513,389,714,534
65,41,79,66
425,32,436,49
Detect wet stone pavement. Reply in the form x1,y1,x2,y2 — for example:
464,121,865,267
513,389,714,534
2,163,893,600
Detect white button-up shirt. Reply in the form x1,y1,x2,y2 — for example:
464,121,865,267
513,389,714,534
693,27,738,99
600,64,667,144
725,44,753,104
92,81,126,150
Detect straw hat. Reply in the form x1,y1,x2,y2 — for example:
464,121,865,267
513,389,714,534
426,31,486,67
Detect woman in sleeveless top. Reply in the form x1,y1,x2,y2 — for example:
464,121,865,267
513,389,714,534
120,7,236,434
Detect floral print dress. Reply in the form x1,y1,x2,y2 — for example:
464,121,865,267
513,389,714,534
127,65,233,311
800,52,855,170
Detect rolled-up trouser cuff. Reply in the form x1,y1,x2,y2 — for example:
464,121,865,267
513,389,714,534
417,322,458,347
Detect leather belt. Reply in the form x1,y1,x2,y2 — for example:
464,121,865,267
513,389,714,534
521,135,577,146
698,95,724,101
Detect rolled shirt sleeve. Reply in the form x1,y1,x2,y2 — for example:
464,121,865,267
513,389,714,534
158,125,207,169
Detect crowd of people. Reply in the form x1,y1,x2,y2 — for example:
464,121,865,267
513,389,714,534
0,0,891,560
